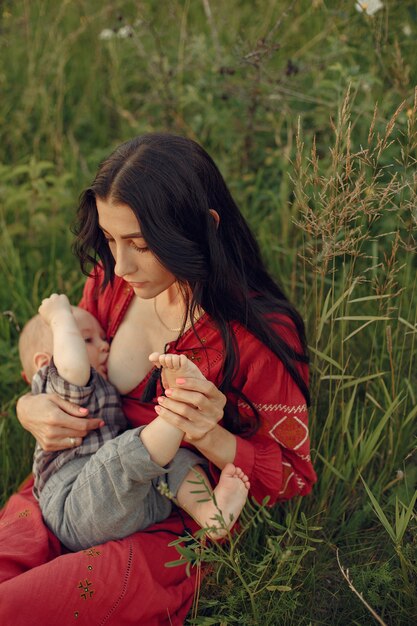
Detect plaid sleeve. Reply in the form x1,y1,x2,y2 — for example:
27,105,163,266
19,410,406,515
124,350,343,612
32,360,128,498
45,358,96,405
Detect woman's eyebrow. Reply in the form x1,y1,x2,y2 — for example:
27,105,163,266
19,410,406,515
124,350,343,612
99,226,143,238
121,232,143,239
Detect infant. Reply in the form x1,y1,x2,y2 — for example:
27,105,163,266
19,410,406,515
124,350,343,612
18,294,250,551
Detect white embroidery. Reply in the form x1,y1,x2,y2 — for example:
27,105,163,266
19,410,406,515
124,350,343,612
269,415,309,451
296,475,306,489
238,401,307,414
279,463,295,495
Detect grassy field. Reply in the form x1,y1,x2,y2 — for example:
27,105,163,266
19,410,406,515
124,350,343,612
1,1,416,623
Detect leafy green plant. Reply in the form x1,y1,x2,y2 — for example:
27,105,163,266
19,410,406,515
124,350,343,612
165,479,321,626
1,1,417,623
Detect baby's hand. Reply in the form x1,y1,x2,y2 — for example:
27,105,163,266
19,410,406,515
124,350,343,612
38,293,73,326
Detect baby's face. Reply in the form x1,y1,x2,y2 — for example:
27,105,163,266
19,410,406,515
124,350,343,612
72,308,109,379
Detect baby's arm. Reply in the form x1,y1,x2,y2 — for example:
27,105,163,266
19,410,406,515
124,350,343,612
38,294,90,386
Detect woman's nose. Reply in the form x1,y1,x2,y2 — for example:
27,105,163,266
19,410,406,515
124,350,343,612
114,246,136,278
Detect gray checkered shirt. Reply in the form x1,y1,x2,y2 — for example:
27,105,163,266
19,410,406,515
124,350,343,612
32,358,128,499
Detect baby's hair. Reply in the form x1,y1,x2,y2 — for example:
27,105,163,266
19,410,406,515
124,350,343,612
18,315,53,381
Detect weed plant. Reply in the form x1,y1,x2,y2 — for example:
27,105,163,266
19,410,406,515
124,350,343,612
0,1,416,624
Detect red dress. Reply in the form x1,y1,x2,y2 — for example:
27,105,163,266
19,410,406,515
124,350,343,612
0,269,317,625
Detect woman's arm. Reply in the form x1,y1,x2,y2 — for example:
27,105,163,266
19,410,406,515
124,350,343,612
155,346,316,505
155,377,235,468
16,392,104,451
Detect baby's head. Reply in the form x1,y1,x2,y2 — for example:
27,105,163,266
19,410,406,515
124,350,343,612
19,307,109,383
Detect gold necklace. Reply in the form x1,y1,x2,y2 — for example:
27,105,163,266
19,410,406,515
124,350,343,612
153,297,193,333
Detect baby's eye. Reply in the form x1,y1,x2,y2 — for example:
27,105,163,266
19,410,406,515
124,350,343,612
84,337,92,344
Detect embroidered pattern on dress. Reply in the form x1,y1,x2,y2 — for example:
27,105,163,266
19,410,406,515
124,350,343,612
279,462,295,495
78,578,95,600
72,550,101,618
83,547,101,558
269,415,309,451
17,509,31,518
296,475,306,490
238,400,307,414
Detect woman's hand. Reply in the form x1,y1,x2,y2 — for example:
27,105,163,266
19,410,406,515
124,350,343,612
16,392,104,452
155,376,226,442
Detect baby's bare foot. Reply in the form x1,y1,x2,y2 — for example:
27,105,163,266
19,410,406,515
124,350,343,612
149,352,204,390
197,463,250,539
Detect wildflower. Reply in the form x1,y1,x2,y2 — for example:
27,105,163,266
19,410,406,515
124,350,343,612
98,29,114,41
402,24,412,37
117,25,134,39
157,480,175,500
355,0,383,16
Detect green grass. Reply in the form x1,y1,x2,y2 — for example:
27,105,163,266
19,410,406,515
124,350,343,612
1,1,416,623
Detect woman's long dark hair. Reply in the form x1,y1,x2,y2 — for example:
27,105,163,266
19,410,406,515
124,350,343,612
73,133,309,436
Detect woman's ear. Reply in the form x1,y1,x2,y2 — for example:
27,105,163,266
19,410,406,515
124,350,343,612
209,209,220,228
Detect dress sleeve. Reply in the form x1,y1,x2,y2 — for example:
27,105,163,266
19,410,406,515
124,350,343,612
78,268,101,318
232,327,317,506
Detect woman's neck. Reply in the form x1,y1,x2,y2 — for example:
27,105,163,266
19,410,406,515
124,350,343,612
154,283,202,333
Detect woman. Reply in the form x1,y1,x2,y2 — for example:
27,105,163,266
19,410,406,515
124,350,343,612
0,134,316,625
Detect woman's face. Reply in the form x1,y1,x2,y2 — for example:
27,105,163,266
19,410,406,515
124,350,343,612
96,197,176,299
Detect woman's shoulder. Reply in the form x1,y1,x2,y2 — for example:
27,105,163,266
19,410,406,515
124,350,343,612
191,309,304,362
233,311,303,354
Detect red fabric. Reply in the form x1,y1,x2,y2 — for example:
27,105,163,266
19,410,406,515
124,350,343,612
0,267,316,624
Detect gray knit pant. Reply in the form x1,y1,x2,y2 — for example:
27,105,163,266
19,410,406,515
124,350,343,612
39,427,203,551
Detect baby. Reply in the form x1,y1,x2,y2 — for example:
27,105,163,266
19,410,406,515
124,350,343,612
19,293,249,551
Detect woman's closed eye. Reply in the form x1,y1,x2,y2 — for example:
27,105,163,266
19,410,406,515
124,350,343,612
128,240,149,253
103,236,148,253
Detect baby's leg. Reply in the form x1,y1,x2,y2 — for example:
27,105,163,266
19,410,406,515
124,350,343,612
148,352,205,391
176,463,250,539
141,353,205,471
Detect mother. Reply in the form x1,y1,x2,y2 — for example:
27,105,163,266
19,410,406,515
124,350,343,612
0,134,316,625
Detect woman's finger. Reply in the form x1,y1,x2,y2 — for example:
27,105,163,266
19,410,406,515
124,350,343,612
62,436,83,449
162,389,224,418
46,396,104,433
156,396,220,441
155,404,206,439
158,396,222,427
56,414,104,434
164,388,208,409
49,394,91,417
158,395,202,420
173,376,225,401
39,436,83,453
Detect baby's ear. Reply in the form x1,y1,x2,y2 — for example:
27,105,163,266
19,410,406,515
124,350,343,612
33,351,51,372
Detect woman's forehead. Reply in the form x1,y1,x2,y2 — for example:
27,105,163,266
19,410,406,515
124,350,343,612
96,197,141,233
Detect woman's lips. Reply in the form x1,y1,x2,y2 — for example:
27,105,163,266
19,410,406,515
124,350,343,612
127,281,148,288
